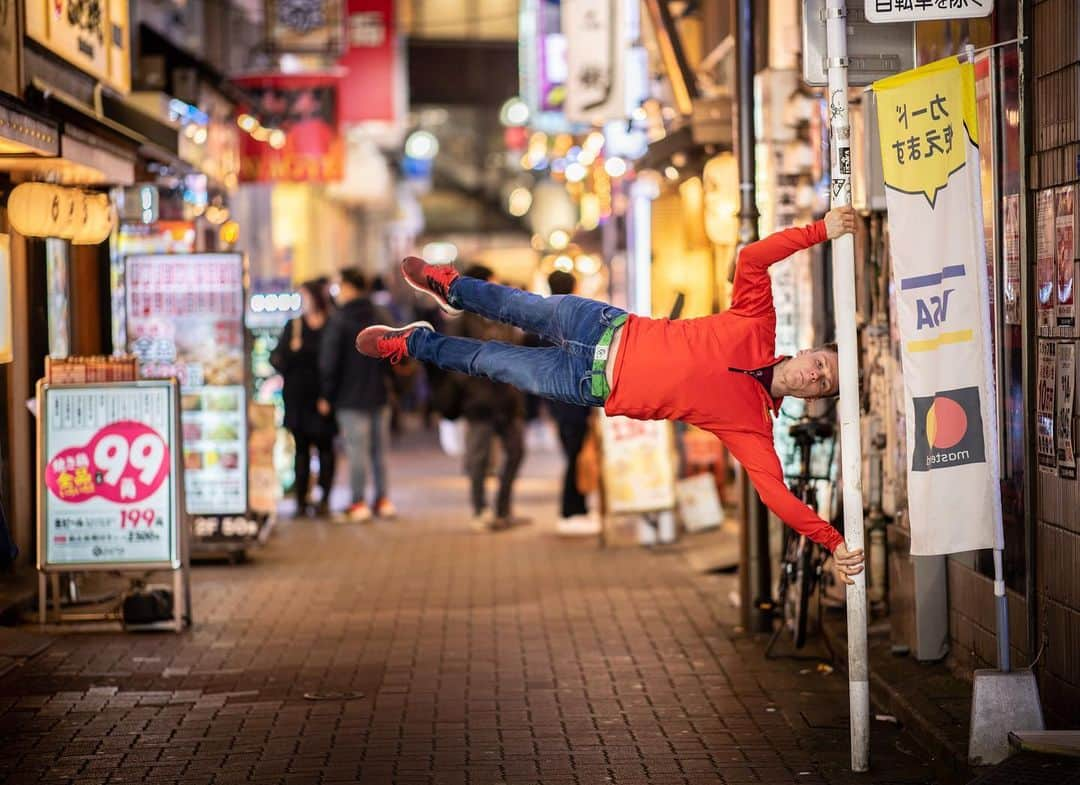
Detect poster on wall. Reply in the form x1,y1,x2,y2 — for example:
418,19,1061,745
1003,194,1021,325
38,382,180,570
1057,343,1076,480
1036,189,1056,331
1037,340,1058,474
125,254,248,515
0,235,11,364
1056,185,1076,329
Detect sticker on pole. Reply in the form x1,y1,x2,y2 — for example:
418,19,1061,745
873,57,978,207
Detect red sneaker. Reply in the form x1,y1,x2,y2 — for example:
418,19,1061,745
401,256,462,315
355,321,433,363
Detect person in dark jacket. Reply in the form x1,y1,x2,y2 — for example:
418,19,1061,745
319,268,396,522
543,270,596,533
271,280,338,517
446,264,526,532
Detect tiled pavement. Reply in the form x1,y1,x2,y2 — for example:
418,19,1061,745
0,426,965,785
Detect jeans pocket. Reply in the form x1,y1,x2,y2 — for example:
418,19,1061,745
578,371,603,407
599,304,626,326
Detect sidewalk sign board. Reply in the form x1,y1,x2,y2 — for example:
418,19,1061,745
36,379,190,630
123,252,265,553
866,0,994,25
803,0,915,86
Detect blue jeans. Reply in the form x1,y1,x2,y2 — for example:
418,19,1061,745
337,406,390,505
407,277,626,408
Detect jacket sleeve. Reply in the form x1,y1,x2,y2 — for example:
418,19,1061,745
319,314,342,404
729,220,828,318
724,429,846,552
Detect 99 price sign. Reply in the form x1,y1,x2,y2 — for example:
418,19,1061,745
42,384,178,568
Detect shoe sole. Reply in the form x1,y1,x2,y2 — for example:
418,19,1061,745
402,263,463,316
355,321,435,355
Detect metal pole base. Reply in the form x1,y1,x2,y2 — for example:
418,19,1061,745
968,669,1044,766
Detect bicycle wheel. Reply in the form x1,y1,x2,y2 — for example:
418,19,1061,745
790,537,813,648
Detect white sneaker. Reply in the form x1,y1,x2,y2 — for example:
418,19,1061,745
470,512,492,532
556,514,601,537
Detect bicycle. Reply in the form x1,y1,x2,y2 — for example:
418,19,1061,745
765,410,841,658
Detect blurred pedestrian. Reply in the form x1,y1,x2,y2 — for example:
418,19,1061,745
319,268,396,522
449,264,526,532
271,280,338,517
544,270,596,533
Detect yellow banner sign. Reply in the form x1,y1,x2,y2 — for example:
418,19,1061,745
873,56,978,208
25,0,131,94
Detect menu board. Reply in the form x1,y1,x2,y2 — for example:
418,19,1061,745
598,413,677,514
125,254,248,515
39,382,180,570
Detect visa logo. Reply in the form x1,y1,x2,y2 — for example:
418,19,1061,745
900,265,973,354
916,288,955,330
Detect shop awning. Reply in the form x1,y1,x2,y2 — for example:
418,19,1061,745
0,94,60,157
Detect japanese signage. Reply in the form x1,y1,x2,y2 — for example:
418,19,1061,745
598,414,676,514
266,0,344,53
234,73,343,182
1057,343,1076,480
125,254,248,515
0,0,18,95
1003,194,1021,325
520,0,571,129
874,56,1001,554
0,235,10,364
25,0,131,93
562,0,634,124
1057,185,1076,329
866,0,993,23
1036,189,1056,331
1037,341,1057,474
39,382,180,569
337,0,400,124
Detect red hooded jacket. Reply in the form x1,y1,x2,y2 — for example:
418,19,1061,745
604,219,845,553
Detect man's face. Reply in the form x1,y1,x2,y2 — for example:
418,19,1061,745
782,348,839,399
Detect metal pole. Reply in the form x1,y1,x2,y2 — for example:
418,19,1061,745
736,0,771,633
823,0,869,771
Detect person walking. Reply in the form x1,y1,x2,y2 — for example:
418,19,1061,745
319,268,396,522
543,270,596,534
271,280,338,517
448,264,527,532
357,207,865,583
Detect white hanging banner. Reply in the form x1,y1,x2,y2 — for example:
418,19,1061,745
562,0,633,124
873,56,1002,555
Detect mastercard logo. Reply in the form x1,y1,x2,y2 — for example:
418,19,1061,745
911,386,985,472
925,395,968,449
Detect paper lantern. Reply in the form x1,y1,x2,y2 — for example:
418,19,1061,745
71,193,117,245
7,183,61,238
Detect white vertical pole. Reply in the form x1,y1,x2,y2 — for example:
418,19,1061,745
824,0,870,772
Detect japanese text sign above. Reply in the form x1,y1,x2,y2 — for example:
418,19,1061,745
25,0,131,93
873,57,1001,555
38,381,181,571
866,0,993,24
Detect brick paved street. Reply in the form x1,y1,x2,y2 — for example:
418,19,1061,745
0,426,963,785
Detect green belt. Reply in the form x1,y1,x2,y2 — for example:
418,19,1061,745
590,313,628,400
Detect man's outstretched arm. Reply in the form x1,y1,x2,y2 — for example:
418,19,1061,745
729,206,857,318
725,431,864,583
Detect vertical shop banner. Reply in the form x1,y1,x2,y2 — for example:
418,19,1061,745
1056,185,1076,328
873,57,1001,555
1057,343,1076,480
562,0,626,124
337,0,399,124
39,383,179,568
0,235,11,364
125,254,248,515
1036,189,1056,331
1037,341,1057,473
234,74,344,182
1003,194,1022,325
